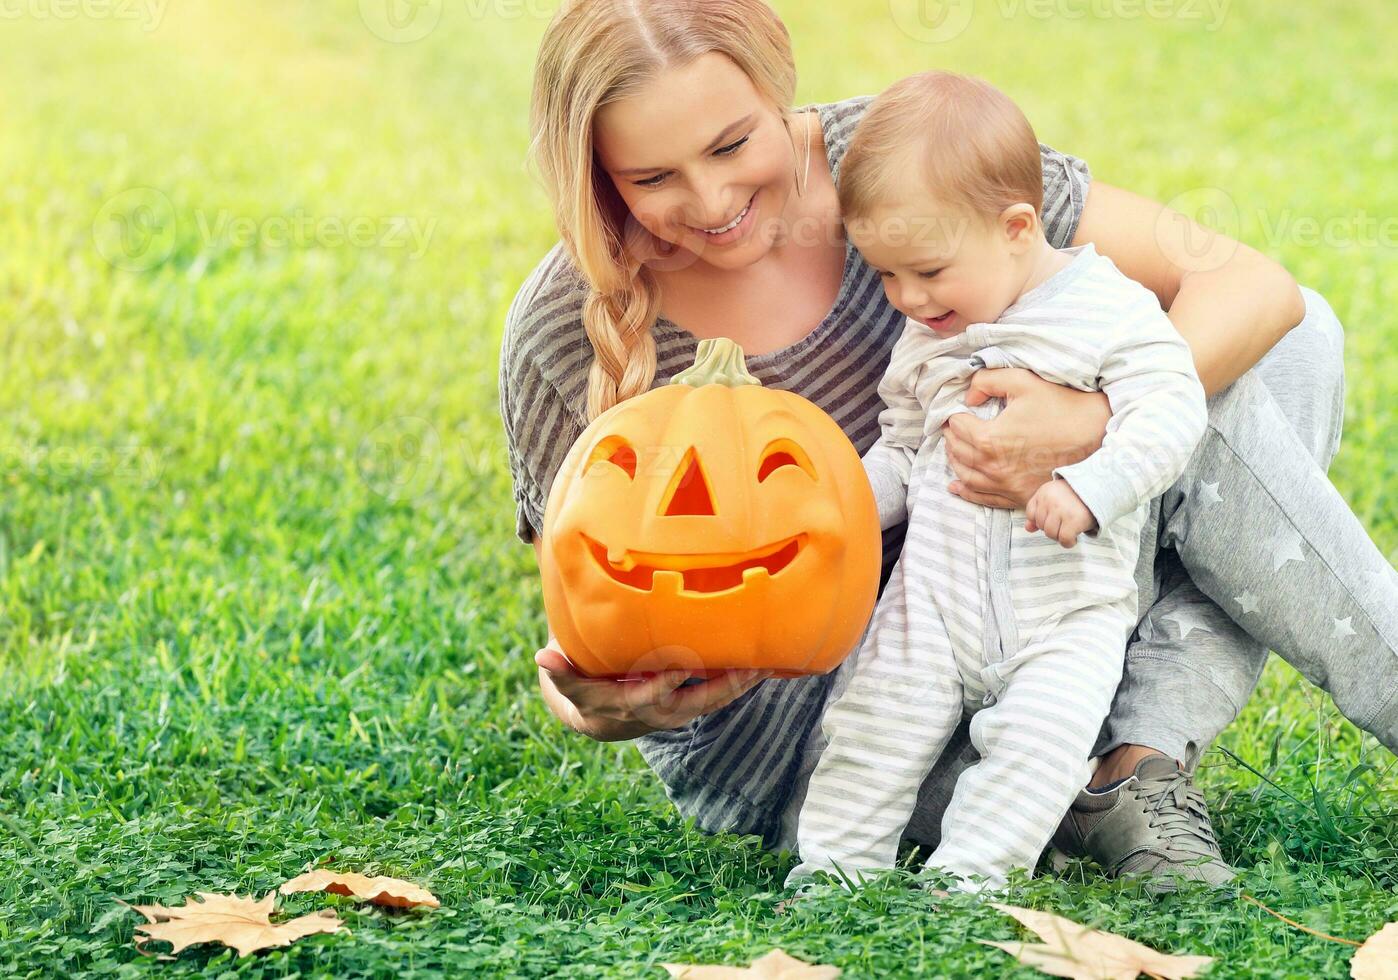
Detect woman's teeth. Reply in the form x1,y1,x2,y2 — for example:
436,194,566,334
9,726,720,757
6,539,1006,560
700,199,752,235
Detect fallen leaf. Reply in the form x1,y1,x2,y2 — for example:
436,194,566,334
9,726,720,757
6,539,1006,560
981,903,1213,980
122,891,344,959
661,947,841,978
279,869,440,909
1352,922,1398,980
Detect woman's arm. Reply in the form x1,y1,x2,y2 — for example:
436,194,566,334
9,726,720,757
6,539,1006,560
1074,181,1306,395
942,180,1307,509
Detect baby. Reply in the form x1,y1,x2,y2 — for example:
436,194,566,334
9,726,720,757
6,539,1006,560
786,72,1208,893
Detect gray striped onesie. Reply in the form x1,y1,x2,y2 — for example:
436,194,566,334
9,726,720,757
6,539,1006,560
787,243,1208,892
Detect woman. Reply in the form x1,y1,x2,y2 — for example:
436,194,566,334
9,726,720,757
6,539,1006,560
499,0,1398,891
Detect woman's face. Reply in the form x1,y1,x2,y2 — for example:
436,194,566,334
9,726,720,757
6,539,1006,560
593,52,802,273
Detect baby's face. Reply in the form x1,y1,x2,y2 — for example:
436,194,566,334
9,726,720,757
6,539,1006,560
847,195,1026,337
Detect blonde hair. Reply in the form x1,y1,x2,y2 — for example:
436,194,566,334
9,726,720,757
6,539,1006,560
839,71,1042,224
528,0,799,422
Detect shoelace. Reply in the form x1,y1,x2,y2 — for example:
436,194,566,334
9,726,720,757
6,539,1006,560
1133,770,1220,859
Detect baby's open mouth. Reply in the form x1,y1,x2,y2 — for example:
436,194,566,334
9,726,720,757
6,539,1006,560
581,532,804,594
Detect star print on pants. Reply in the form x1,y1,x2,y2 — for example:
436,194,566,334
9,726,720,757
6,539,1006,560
1195,481,1222,506
1310,315,1339,349
1162,609,1215,641
1270,528,1307,571
1235,591,1260,614
1359,562,1397,595
1331,617,1357,639
1252,397,1284,430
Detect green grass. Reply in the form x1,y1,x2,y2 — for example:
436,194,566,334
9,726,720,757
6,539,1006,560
0,1,1394,976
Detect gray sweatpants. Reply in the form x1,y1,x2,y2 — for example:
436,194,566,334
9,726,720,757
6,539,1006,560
631,286,1398,853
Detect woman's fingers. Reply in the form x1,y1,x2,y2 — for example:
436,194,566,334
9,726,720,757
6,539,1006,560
944,438,998,491
535,639,774,731
951,487,1020,510
626,669,771,730
657,665,771,721
620,670,704,728
965,367,1035,406
675,669,772,715
535,648,608,703
536,646,675,714
944,412,994,455
534,646,574,675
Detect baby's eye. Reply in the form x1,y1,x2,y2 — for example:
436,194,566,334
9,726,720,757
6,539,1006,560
919,269,943,279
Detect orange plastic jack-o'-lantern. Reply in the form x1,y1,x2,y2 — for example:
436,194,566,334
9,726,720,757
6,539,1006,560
540,338,881,679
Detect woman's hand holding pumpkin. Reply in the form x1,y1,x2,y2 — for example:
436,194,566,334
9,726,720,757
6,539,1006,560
942,367,1112,509
535,639,773,742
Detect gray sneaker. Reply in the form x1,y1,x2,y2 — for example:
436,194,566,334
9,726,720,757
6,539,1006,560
1050,755,1236,894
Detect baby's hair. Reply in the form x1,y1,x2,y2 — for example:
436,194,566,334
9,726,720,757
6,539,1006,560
839,71,1043,225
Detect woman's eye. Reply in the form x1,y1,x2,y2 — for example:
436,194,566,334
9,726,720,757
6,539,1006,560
632,137,747,187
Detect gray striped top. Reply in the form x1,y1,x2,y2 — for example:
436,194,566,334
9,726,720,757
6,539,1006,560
499,93,1092,591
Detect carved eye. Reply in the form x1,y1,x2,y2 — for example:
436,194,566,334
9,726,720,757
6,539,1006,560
586,435,637,479
758,438,816,482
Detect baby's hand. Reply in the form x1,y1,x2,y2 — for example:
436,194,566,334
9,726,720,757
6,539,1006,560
1024,480,1096,548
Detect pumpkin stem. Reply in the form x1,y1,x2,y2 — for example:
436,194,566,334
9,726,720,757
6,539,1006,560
669,338,761,388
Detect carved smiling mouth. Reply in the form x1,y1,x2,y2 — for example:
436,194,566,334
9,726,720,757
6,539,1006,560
581,533,805,594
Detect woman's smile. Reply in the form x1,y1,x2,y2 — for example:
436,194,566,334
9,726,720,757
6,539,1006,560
689,191,758,245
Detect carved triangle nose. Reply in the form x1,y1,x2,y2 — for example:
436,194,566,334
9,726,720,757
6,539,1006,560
661,447,716,516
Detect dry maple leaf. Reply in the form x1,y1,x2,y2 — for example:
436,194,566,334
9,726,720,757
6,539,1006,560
1351,922,1398,980
661,947,841,978
279,869,440,909
122,891,344,959
981,903,1213,980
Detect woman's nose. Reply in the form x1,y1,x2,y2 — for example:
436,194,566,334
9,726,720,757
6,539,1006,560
692,185,733,229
